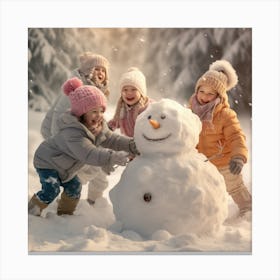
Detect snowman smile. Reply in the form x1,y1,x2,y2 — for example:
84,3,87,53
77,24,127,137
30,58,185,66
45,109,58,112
142,133,172,142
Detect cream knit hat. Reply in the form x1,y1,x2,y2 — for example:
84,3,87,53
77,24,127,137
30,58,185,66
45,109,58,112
79,52,109,77
119,67,147,97
195,60,238,99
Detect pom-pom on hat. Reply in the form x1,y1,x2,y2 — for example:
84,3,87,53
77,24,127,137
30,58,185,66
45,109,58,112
79,52,110,77
62,77,107,117
195,60,238,100
120,67,147,97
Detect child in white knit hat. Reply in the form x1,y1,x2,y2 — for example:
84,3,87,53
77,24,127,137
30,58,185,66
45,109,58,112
108,67,153,137
40,52,112,206
189,60,252,217
41,52,110,138
29,77,138,217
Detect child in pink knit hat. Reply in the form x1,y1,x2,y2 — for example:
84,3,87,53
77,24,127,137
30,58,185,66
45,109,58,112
40,52,111,206
28,77,139,217
108,67,153,137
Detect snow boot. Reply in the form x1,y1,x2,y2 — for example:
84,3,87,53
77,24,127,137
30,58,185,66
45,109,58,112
57,192,80,216
230,189,252,217
28,194,48,216
87,198,96,205
87,189,103,205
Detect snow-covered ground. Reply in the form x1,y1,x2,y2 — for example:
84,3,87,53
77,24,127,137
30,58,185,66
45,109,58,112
28,105,252,253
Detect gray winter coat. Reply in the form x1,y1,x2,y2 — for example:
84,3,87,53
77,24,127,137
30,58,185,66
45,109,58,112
40,69,83,139
34,111,133,182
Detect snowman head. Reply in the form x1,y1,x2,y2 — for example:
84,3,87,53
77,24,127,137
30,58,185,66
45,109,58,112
134,98,202,155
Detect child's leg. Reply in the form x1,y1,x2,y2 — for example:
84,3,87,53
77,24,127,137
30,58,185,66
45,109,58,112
58,176,82,215
28,168,62,216
218,166,252,215
87,167,108,204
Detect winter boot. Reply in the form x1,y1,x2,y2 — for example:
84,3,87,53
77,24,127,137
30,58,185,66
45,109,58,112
87,174,108,206
230,188,252,217
87,198,96,205
57,192,80,216
28,194,48,216
87,189,104,205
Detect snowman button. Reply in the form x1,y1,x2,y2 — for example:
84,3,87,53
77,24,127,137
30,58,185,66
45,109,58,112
143,192,152,202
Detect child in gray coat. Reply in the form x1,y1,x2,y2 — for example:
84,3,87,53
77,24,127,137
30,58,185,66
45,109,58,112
40,52,111,206
28,77,138,217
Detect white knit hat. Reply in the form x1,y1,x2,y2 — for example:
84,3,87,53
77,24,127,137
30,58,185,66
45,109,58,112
79,52,109,77
119,67,147,97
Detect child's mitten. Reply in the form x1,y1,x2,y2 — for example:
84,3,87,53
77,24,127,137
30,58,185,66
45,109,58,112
229,157,244,175
129,139,140,155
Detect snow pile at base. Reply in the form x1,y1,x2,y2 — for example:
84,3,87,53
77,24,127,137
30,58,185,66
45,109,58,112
110,99,228,237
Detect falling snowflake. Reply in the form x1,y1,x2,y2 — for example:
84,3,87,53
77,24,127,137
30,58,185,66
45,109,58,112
234,100,239,104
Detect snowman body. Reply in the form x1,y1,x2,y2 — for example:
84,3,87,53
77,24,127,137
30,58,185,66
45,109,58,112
109,99,228,237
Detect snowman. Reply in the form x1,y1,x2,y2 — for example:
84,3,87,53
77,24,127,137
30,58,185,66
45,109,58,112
109,98,228,238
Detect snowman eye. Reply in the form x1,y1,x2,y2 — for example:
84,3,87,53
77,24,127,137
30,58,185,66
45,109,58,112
161,114,166,119
147,115,152,120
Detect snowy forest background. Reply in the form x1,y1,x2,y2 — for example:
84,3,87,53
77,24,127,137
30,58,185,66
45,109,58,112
28,28,252,116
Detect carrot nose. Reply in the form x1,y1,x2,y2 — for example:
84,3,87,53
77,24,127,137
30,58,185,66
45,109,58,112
149,119,160,129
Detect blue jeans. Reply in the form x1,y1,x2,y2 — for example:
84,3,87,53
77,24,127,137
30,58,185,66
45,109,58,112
35,168,82,204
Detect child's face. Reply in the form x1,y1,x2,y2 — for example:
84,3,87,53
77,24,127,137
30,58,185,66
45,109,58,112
121,85,141,106
82,107,105,135
196,85,218,105
91,66,106,84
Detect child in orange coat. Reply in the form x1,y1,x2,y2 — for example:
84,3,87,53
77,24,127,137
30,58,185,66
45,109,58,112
189,60,252,217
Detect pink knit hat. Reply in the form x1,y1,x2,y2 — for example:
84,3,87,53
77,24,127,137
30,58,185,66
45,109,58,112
62,77,107,117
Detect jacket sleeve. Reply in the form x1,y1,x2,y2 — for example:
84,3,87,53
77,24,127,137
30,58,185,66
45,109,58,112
50,94,71,136
101,128,132,153
40,108,54,139
222,109,248,162
62,129,112,167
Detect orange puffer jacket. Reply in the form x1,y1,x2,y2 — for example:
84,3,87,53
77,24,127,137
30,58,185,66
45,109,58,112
190,101,248,168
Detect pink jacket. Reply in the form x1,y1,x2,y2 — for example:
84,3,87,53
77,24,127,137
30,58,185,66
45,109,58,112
109,98,153,137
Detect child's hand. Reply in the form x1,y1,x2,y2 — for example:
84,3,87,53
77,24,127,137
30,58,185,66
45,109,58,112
129,139,140,155
108,120,117,131
229,157,244,175
110,151,129,166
